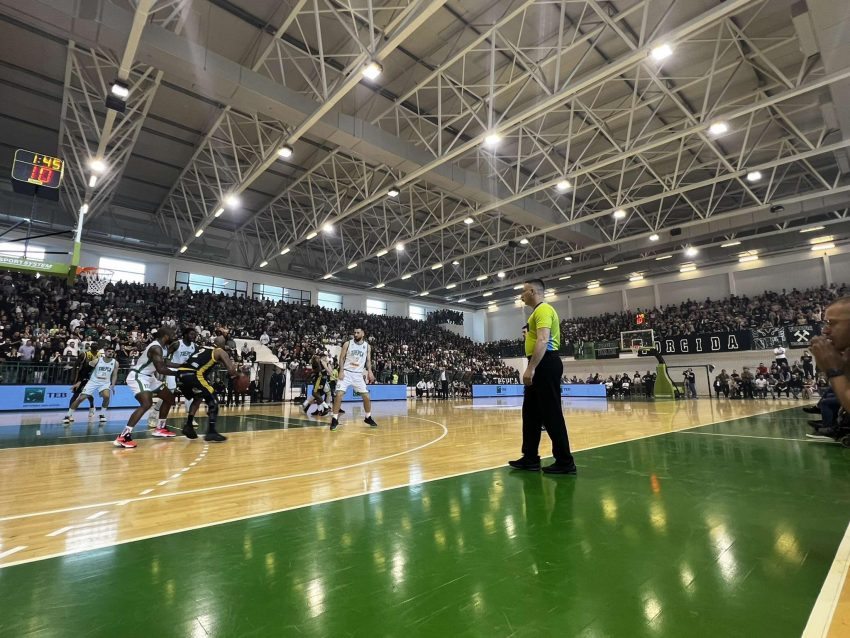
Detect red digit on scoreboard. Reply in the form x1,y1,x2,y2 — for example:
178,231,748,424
29,165,54,184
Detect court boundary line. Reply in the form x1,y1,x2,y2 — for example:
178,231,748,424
802,521,850,638
0,404,792,570
675,431,817,443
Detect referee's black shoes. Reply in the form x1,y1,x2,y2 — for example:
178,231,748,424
508,457,541,471
542,461,578,475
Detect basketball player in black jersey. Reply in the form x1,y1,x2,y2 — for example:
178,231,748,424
64,347,96,423
176,335,242,442
302,349,332,416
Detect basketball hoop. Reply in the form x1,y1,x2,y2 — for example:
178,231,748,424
77,266,113,295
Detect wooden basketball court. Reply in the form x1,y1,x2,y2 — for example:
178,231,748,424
1,397,849,636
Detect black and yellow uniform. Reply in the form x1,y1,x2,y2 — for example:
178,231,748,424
69,351,96,408
177,346,219,396
311,355,328,400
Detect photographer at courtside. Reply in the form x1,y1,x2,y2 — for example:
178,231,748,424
508,279,577,475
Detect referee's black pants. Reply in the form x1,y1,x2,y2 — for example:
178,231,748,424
522,352,574,464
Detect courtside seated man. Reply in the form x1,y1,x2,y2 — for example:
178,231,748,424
509,279,577,475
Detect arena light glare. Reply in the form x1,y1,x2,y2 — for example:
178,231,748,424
79,203,90,215
720,241,741,248
376,248,389,257
463,217,474,225
680,264,697,273
277,145,293,159
395,242,405,252
457,298,467,303
655,255,672,260
375,282,385,288
746,170,762,182
811,243,835,251
558,275,571,280
224,194,240,208
555,179,571,192
587,282,600,289
88,175,98,188
799,226,825,233
179,245,188,253
684,246,698,257
475,275,488,281
387,186,400,198
708,121,729,136
564,256,573,261
431,263,443,270
347,262,358,269
451,260,460,266
363,61,383,80
213,207,224,217
650,43,673,61
280,247,290,255
446,283,457,289
519,238,529,245
419,291,429,297
483,132,501,147
322,273,333,279
629,274,644,282
649,233,660,242
306,231,318,240
809,235,834,245
497,271,506,278
513,284,524,289
259,260,268,268
739,255,759,263
612,209,627,220
194,228,204,237
88,159,106,174
482,291,493,297
110,80,129,99
603,265,618,271
401,273,412,280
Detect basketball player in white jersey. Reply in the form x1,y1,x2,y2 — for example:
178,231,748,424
65,343,118,423
159,327,198,416
330,326,378,431
117,325,177,448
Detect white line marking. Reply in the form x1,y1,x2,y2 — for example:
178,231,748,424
803,521,850,638
46,526,72,537
0,418,449,523
171,473,182,479
139,489,153,496
675,431,815,443
182,467,190,472
0,546,26,559
85,511,107,521
0,408,795,569
189,462,197,466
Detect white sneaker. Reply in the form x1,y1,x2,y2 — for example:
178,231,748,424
63,415,74,424
99,414,107,422
88,407,96,418
147,415,158,429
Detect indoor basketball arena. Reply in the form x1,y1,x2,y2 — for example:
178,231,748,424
1,0,850,636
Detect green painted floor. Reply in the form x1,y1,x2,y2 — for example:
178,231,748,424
2,411,850,636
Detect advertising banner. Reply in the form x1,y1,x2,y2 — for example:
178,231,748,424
308,384,406,402
594,339,620,360
653,330,752,355
0,384,140,411
472,384,607,398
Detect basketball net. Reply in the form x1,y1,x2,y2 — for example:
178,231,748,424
77,267,113,295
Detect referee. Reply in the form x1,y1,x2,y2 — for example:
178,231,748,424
508,279,577,475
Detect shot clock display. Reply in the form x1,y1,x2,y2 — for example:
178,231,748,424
11,149,65,189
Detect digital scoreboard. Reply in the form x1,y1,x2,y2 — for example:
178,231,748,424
11,149,64,189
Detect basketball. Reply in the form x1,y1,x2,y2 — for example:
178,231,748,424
234,373,250,393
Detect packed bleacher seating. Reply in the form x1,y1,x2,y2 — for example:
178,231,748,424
0,270,516,385
485,284,846,357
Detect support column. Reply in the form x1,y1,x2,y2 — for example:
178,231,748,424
622,288,629,312
823,253,833,286
653,284,661,308
567,296,573,319
728,271,736,296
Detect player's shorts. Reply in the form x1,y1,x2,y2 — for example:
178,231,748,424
166,375,177,391
126,371,165,395
176,370,216,402
82,378,112,396
312,374,326,397
335,371,368,395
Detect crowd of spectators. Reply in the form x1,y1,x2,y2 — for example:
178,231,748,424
486,284,845,357
0,270,515,386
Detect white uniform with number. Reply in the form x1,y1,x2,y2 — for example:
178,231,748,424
126,341,166,394
166,340,197,390
336,339,370,395
82,357,117,396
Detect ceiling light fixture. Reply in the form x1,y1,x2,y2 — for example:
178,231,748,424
680,264,697,273
556,179,571,192
280,247,290,255
613,209,627,220
306,231,318,240
811,243,835,251
482,292,492,297
322,273,333,279
194,228,204,237
519,238,529,245
259,260,268,268
655,255,672,261
458,298,467,303
347,262,358,269
587,282,600,290
603,266,618,271
446,284,457,290
709,121,729,135
395,242,405,252
452,260,460,266
799,226,825,233
363,61,383,80
739,255,759,263
88,175,98,188
375,283,386,289
649,233,659,242
720,241,741,248
179,245,187,254
110,80,129,99
809,235,835,245
323,222,334,233
559,275,571,280
431,263,443,270
224,194,240,208
497,271,506,278
475,275,488,281
277,145,293,159
564,256,573,261
213,207,224,217
376,249,388,257
685,246,698,257
650,43,673,61
483,133,501,147
387,186,400,198
89,159,106,174
79,203,89,215
401,273,412,280
629,274,644,282
746,170,762,182
463,217,474,225
513,284,524,290
419,291,430,297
